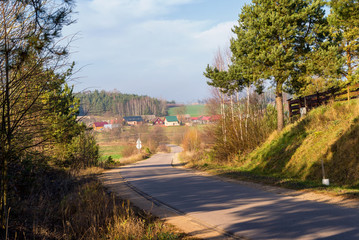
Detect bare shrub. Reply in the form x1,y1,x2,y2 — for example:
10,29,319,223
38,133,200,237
207,90,277,162
182,128,201,152
121,145,137,158
157,144,171,153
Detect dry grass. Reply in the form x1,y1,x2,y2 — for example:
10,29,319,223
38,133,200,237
121,145,137,158
157,144,171,153
182,129,201,152
61,179,184,240
6,164,189,240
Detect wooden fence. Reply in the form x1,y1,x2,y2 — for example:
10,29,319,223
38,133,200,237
287,83,359,118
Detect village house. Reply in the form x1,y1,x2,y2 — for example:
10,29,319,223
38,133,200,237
123,116,144,126
153,117,164,125
103,119,121,130
93,121,108,131
165,116,179,126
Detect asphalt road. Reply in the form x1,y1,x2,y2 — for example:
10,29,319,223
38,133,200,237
119,145,359,240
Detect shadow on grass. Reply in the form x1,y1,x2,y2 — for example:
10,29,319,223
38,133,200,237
247,119,309,177
309,118,359,188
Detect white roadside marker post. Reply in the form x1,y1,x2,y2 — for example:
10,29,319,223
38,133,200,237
321,158,329,186
136,138,142,154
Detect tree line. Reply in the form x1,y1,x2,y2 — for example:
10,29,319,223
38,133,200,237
76,90,168,117
205,0,359,132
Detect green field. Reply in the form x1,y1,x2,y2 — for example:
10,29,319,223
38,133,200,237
99,145,124,161
168,104,207,117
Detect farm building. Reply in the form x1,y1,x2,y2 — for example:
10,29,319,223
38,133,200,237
165,116,179,126
123,116,144,126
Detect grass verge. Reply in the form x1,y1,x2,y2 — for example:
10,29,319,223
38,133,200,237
6,163,193,239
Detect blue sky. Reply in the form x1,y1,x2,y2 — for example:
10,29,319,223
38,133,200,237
63,0,251,103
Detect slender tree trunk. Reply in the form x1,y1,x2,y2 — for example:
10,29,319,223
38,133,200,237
230,95,239,141
276,90,284,132
246,86,250,135
237,92,243,141
1,15,10,227
347,48,352,102
220,92,227,142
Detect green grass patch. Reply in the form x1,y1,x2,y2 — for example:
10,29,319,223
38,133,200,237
168,105,207,117
99,145,124,161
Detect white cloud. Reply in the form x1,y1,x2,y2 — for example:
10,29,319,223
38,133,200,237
75,0,198,28
64,0,237,102
194,21,235,51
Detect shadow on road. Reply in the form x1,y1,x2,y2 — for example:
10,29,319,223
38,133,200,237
113,146,359,240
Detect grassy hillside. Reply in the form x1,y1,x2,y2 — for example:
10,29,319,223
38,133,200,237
240,99,359,186
168,104,207,117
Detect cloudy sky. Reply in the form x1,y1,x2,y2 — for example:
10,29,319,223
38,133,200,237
63,0,250,103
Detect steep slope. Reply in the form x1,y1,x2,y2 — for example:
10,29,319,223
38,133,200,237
240,99,359,186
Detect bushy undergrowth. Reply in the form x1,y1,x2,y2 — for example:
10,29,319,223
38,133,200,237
52,130,100,169
209,95,277,162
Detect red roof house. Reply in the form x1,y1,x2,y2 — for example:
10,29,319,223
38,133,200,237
153,117,164,125
93,121,108,131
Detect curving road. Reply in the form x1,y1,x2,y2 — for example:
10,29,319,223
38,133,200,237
115,145,359,239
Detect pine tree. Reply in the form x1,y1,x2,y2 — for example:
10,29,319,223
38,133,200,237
329,0,359,99
231,0,327,131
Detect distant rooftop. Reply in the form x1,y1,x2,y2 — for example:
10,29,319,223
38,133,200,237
165,116,178,122
123,116,143,122
93,122,108,127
